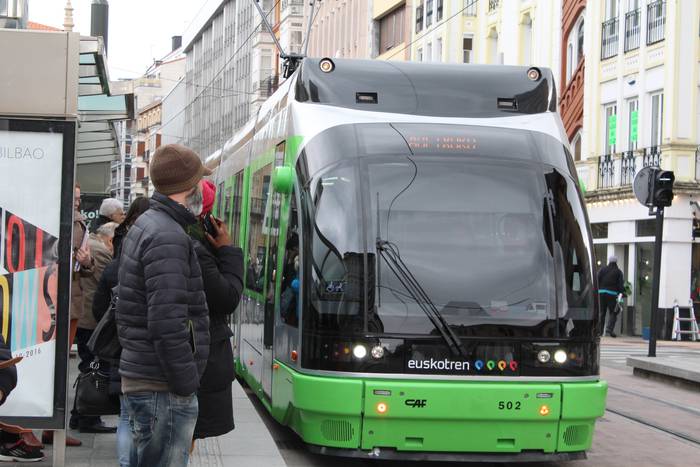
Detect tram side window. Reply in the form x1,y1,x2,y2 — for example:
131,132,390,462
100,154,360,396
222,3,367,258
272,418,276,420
216,181,225,219
545,169,594,318
280,187,300,327
232,170,244,246
246,163,273,293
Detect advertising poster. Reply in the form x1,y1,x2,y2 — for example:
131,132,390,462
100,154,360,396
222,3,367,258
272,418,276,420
0,119,74,428
81,193,109,232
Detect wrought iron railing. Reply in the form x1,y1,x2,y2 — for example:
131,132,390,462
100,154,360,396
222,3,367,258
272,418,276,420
601,17,619,60
488,0,499,13
624,9,640,52
647,1,666,45
464,0,477,16
597,147,663,190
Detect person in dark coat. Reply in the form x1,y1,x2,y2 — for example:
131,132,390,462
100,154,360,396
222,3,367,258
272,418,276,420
116,144,211,467
91,198,149,467
597,256,626,337
189,180,244,442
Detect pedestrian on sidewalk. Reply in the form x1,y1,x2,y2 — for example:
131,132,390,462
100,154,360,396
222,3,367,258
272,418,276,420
598,256,626,337
68,222,118,434
116,144,211,467
187,181,243,447
91,198,149,467
91,198,126,233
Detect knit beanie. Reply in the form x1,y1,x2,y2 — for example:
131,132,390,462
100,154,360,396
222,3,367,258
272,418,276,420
201,179,216,215
150,144,212,195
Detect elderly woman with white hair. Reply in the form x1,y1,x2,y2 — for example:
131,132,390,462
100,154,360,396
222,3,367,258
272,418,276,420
92,198,125,233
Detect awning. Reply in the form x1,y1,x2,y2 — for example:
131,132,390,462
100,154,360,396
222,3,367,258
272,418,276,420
77,36,134,165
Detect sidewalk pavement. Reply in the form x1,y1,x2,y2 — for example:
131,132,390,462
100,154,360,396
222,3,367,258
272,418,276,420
17,358,285,466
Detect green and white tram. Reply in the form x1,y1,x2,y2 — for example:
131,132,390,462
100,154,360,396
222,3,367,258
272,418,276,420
206,58,607,462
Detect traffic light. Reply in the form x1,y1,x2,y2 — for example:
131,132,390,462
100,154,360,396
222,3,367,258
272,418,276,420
652,170,675,207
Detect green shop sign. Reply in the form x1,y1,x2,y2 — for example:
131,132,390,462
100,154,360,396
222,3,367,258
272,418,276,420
630,110,638,143
608,115,617,146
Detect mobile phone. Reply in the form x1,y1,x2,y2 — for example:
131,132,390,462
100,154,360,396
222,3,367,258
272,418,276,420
202,213,217,237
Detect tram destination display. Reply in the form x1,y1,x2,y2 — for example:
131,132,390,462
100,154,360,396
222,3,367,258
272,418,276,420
0,118,74,427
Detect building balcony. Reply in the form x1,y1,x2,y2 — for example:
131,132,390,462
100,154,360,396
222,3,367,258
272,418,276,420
579,146,700,202
488,0,499,14
624,9,641,53
463,0,477,17
601,17,619,60
646,1,666,45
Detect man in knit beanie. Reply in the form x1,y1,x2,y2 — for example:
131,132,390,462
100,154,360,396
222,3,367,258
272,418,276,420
115,144,213,466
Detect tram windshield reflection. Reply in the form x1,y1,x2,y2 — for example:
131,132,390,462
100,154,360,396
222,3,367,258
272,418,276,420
299,123,595,339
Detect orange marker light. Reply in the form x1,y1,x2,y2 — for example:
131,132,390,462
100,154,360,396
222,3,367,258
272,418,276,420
272,363,280,370
376,402,388,414
291,350,298,362
539,405,550,416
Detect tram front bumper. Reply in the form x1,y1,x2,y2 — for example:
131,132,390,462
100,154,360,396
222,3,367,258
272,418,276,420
279,367,607,455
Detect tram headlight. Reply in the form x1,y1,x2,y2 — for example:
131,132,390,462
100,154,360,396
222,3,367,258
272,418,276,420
353,344,368,359
527,67,541,81
537,350,551,363
371,346,384,359
554,349,568,364
319,58,335,73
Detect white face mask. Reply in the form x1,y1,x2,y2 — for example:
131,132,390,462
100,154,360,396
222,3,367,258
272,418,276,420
185,186,204,217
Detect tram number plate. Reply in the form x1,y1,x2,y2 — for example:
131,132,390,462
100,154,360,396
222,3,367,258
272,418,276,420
497,401,521,410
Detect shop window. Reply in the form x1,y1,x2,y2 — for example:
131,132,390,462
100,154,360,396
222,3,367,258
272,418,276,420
636,219,656,237
591,222,609,239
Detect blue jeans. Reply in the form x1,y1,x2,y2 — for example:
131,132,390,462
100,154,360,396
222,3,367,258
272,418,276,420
118,395,137,467
123,392,198,467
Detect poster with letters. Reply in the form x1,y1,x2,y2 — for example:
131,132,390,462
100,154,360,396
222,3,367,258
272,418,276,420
0,118,74,428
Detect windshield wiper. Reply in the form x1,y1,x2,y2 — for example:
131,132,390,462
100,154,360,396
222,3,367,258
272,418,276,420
376,239,466,357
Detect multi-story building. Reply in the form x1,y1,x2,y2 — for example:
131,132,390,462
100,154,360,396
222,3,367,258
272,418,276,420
111,39,184,204
373,1,411,60
559,0,587,153
305,0,373,59
408,0,561,80
576,0,700,336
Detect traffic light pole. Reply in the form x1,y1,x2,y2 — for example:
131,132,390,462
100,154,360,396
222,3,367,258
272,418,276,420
648,207,665,357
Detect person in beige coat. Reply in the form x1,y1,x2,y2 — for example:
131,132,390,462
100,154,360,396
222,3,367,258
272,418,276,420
70,222,118,433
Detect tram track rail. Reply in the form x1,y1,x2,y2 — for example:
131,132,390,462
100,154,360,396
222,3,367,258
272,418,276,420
605,385,700,447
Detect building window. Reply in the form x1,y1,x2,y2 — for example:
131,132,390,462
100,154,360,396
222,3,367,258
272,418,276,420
415,3,424,33
604,103,618,154
426,0,433,27
601,0,619,60
426,42,432,61
380,6,406,54
571,130,583,161
646,0,666,45
650,92,663,148
577,17,585,63
436,0,443,22
521,13,533,66
464,0,477,16
462,35,473,63
488,28,498,64
592,223,609,239
624,2,641,52
417,47,423,61
627,98,639,151
636,219,656,237
436,37,442,62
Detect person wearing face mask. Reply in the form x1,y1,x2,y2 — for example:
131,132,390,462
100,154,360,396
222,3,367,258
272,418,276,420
115,144,212,467
186,180,243,448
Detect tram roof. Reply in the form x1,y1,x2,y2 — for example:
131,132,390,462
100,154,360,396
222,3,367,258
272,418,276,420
295,58,557,119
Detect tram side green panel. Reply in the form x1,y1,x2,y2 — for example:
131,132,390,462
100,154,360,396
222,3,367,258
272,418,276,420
362,380,561,453
272,363,363,449
557,381,608,452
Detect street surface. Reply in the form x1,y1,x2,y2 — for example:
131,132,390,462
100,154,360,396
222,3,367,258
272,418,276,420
253,338,700,467
25,338,700,466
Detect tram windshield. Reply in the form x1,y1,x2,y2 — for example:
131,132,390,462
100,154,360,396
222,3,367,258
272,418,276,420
299,123,595,339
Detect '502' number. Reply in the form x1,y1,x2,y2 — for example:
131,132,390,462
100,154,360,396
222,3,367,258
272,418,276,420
498,401,521,410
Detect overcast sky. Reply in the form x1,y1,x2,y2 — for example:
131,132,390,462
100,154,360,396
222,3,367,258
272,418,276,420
28,0,209,80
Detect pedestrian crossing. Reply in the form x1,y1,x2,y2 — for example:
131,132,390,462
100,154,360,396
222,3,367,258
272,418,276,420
601,344,700,367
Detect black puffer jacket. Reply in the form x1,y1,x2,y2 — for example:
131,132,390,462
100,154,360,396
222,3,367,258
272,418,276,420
116,192,210,396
